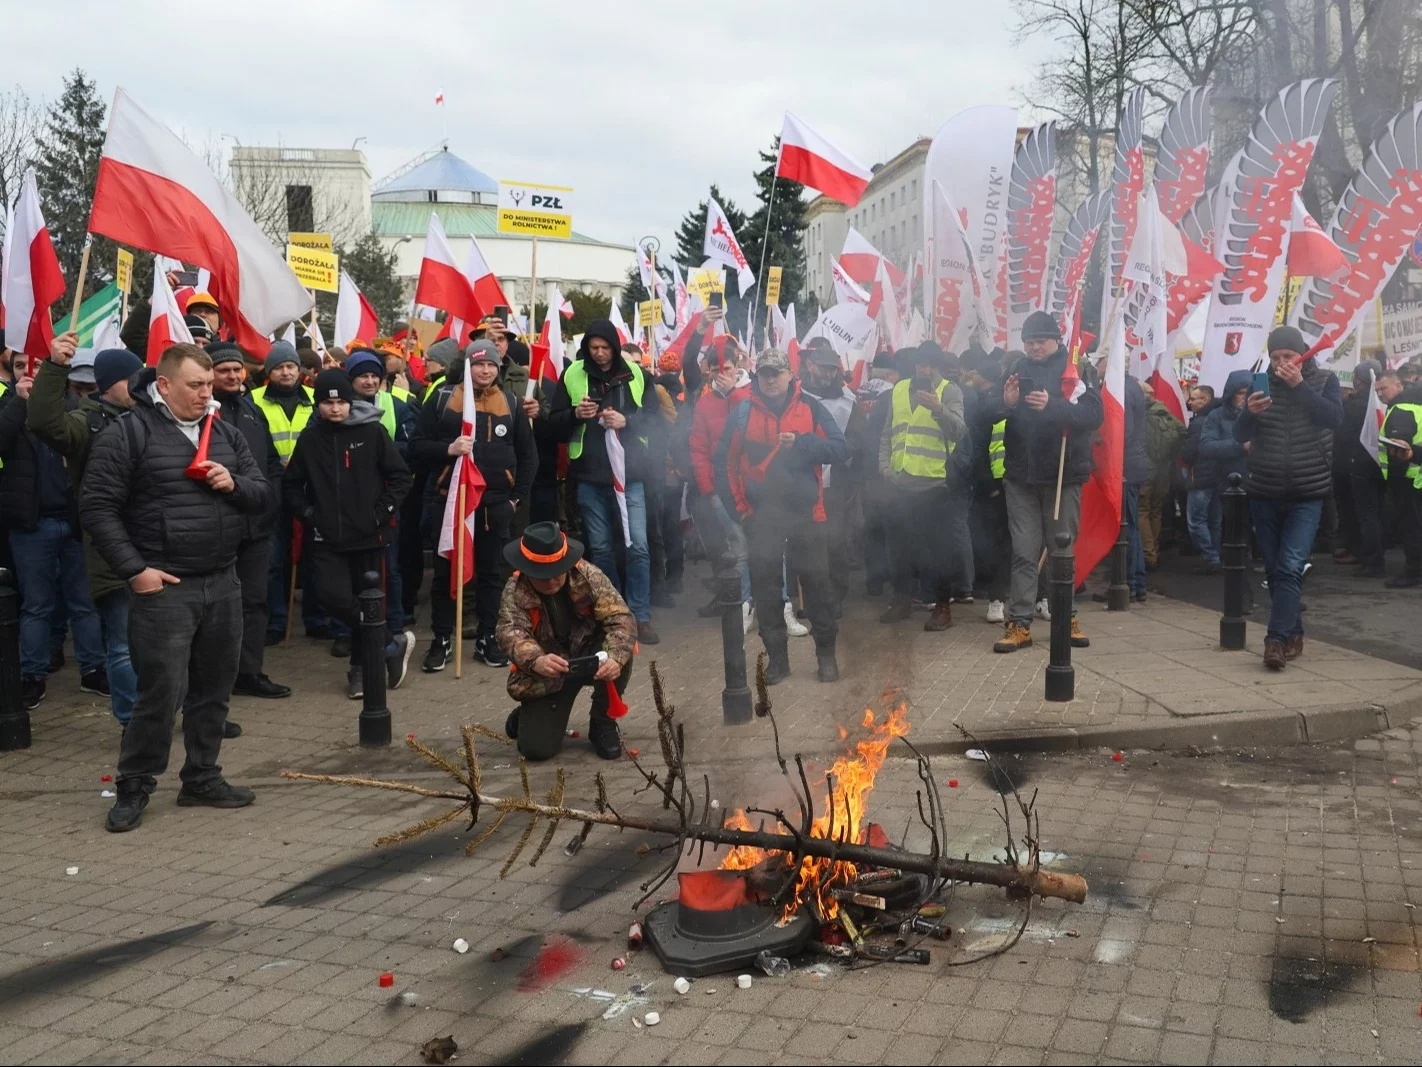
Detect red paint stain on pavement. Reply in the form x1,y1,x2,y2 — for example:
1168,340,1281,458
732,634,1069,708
518,937,584,991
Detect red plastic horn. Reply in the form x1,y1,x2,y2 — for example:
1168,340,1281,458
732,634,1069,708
184,410,219,480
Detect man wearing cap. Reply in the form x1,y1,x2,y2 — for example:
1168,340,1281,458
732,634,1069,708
412,342,537,671
993,311,1101,654
0,340,110,710
878,341,967,631
283,369,414,699
29,336,144,725
1235,326,1343,668
186,293,221,338
66,351,99,398
495,522,637,761
209,342,289,700
715,348,848,684
800,338,861,619
184,315,212,349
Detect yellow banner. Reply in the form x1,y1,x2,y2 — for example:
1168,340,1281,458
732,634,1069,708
497,180,574,239
687,268,725,305
765,266,782,307
288,232,333,252
637,299,662,327
115,249,134,294
1272,275,1305,327
285,244,340,293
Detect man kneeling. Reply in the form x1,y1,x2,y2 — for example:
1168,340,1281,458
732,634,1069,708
496,522,636,760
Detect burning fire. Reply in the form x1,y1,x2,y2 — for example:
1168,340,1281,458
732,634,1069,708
718,702,909,918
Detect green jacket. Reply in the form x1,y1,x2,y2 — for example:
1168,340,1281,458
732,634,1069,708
1144,399,1186,490
25,359,130,600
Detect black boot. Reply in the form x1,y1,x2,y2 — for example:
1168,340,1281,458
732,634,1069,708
588,715,622,760
232,673,291,698
105,780,149,833
764,642,791,686
815,641,839,683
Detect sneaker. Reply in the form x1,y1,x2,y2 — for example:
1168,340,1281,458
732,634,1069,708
924,603,953,631
1284,634,1304,660
479,634,510,668
422,635,453,673
80,668,110,696
175,779,255,808
20,677,45,710
993,623,1033,654
1034,598,1051,621
783,602,809,637
986,600,1005,624
330,635,352,658
386,630,415,690
637,622,661,645
223,720,243,739
1263,639,1287,670
742,602,755,635
232,673,291,698
588,716,622,760
1070,617,1090,648
347,667,364,700
105,781,149,833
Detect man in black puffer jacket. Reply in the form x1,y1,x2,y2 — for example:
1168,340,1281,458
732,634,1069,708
1234,325,1343,670
81,344,275,833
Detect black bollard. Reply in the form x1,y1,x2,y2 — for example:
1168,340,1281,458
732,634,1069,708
1107,514,1130,611
358,570,391,747
1045,532,1076,702
1220,472,1248,650
718,551,752,725
0,569,30,750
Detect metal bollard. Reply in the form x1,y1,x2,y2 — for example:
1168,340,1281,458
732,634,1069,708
1107,514,1130,611
1220,472,1248,650
1045,532,1076,702
718,551,752,725
0,569,30,750
358,570,391,747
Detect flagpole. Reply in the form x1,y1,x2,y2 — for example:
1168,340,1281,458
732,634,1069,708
454,481,466,680
749,146,782,353
69,235,93,333
528,237,538,344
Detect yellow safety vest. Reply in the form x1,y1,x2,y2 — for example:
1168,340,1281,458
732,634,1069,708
250,384,314,463
562,360,647,459
374,391,397,439
1382,402,1422,489
889,378,956,479
988,419,1007,480
391,384,414,405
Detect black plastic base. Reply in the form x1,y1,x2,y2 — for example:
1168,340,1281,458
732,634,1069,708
644,900,813,977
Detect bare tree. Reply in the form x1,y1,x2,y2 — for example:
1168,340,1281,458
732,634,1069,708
0,85,42,226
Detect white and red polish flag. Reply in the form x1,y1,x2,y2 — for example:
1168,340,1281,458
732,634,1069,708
333,270,379,348
1287,193,1348,277
1124,192,1190,421
776,112,872,207
418,215,510,344
530,285,568,394
1362,371,1386,467
437,355,487,596
605,426,633,547
831,259,871,308
89,90,311,356
703,196,756,294
2,168,65,367
146,262,194,365
1075,311,1126,584
609,300,631,346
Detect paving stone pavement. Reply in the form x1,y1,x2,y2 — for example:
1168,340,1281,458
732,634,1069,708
4,568,1422,1064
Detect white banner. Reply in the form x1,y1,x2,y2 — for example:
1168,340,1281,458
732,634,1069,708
703,197,755,294
804,301,876,358
1383,300,1422,367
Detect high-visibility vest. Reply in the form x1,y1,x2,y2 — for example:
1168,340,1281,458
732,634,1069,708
250,384,314,463
373,391,397,439
562,359,647,459
988,419,1007,479
889,378,956,479
391,384,414,405
1382,402,1422,489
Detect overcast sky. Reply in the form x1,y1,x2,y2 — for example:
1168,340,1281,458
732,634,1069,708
11,0,1056,249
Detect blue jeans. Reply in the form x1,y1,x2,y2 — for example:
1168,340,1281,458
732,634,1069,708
9,519,104,678
1186,488,1222,564
577,480,651,622
96,590,137,724
1250,498,1322,644
1124,484,1146,596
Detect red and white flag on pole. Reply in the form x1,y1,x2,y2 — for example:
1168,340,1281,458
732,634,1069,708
437,356,487,596
89,89,312,356
334,270,378,348
530,286,567,394
146,264,194,365
1362,371,1387,467
831,259,871,308
605,427,633,547
1075,313,1126,583
609,300,632,346
1123,193,1190,421
703,196,756,294
2,168,65,367
1287,192,1348,277
416,214,511,344
776,112,872,207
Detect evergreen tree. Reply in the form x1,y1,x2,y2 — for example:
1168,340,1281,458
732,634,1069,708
619,263,651,325
564,290,611,339
338,232,404,327
742,137,808,312
673,184,746,269
33,69,111,301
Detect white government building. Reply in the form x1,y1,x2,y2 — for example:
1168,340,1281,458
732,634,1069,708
229,143,635,313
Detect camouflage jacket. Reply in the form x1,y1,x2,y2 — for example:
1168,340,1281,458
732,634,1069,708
495,560,638,700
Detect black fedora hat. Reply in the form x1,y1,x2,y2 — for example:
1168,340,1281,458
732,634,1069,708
504,522,584,578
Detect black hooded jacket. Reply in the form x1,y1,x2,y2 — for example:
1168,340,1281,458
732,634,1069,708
994,345,1104,486
80,367,273,581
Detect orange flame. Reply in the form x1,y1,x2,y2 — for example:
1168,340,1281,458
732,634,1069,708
715,702,909,918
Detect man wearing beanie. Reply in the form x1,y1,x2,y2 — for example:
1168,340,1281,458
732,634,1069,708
82,342,275,832
209,343,289,701
1234,325,1343,669
284,369,414,699
993,310,1102,654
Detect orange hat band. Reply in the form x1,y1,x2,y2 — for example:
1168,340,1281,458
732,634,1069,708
521,536,568,565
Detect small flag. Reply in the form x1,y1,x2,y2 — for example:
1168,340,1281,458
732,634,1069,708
605,426,632,547
437,356,488,594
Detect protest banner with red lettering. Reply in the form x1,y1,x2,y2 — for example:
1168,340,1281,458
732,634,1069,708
1047,190,1109,340
1153,86,1213,225
1005,122,1057,344
928,179,987,353
703,196,755,295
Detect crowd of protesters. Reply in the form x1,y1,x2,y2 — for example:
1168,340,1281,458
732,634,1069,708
1,284,1418,833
